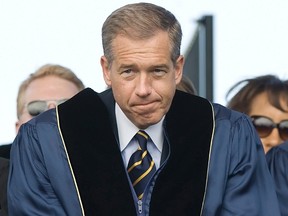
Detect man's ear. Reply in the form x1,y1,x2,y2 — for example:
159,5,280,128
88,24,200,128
101,56,112,86
175,55,184,85
15,120,20,134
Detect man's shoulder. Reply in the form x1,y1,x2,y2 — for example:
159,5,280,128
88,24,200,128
172,90,212,113
212,102,248,124
172,91,250,127
58,88,112,116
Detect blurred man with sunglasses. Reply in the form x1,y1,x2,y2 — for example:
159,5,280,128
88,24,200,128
226,74,288,153
0,64,84,216
0,64,85,159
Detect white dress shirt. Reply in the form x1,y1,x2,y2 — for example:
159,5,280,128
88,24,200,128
115,103,163,169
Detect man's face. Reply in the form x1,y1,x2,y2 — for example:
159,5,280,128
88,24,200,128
101,31,184,129
16,75,80,132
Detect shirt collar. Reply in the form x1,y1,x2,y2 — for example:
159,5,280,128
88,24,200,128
115,103,164,152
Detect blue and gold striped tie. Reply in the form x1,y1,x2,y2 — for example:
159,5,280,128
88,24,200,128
127,130,156,200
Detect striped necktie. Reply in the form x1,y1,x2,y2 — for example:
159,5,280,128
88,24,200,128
127,130,156,200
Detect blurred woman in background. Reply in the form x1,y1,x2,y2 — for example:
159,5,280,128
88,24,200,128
226,74,288,153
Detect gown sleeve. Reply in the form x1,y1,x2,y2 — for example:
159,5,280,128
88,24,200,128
8,110,82,215
266,142,288,216
203,106,281,216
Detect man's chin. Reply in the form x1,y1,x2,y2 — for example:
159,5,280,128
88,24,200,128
133,115,163,129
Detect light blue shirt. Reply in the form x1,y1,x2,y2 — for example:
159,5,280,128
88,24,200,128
115,103,163,169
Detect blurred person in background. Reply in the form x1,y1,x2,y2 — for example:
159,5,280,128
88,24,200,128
0,64,84,216
226,74,288,153
0,64,85,159
176,74,197,95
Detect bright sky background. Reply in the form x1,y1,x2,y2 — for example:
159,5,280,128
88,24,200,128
1,0,288,144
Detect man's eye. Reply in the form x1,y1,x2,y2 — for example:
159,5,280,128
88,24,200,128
121,69,135,78
122,69,133,74
154,69,166,76
123,69,132,74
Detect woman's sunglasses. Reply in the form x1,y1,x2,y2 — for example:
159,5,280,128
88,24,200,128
27,99,67,117
251,115,288,140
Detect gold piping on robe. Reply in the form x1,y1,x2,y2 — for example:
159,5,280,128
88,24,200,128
56,105,85,216
200,102,215,216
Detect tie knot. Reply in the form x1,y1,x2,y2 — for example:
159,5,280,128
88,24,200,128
135,130,149,151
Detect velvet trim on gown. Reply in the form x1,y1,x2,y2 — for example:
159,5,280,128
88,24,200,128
57,88,213,215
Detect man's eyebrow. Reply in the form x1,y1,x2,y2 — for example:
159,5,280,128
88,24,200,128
148,64,169,70
117,63,170,70
118,64,135,69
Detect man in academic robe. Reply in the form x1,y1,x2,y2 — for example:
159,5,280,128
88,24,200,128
8,3,280,215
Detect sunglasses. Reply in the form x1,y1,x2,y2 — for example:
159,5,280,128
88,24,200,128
27,99,67,117
251,115,288,140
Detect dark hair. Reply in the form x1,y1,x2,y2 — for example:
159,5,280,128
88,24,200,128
226,74,288,114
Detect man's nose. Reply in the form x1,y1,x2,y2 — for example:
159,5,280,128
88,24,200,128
135,74,152,96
